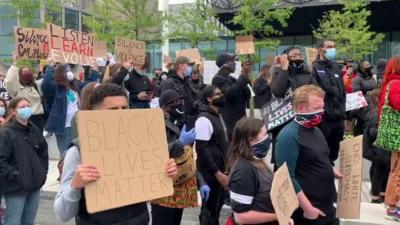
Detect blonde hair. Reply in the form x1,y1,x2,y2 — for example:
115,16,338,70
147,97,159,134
292,84,325,110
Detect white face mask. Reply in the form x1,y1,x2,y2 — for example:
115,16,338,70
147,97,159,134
66,71,74,81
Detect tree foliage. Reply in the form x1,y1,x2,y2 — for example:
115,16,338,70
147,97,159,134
313,0,384,61
231,0,293,49
164,0,224,48
84,0,162,48
0,0,41,27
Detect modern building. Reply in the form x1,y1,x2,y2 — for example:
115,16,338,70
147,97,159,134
0,0,94,73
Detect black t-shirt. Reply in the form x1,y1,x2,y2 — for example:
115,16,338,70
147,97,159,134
229,158,279,225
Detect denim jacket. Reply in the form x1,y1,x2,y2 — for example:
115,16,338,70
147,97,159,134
42,66,68,134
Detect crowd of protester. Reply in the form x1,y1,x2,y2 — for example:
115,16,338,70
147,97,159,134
0,38,399,225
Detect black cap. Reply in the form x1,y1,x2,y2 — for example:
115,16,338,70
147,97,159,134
159,89,182,107
216,53,236,68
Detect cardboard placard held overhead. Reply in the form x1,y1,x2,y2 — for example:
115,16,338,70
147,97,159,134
305,48,318,64
336,135,363,219
236,35,255,55
47,23,96,66
114,37,146,65
271,163,299,225
203,60,242,84
175,48,202,65
14,27,49,60
345,91,368,111
94,41,108,59
77,109,174,213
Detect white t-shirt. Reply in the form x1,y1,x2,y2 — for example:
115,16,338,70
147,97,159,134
65,91,79,128
195,116,214,141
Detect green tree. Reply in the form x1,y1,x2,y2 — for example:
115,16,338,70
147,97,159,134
313,0,384,61
0,0,41,27
231,0,293,50
164,0,224,48
84,0,162,47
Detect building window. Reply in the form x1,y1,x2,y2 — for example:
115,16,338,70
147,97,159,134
65,8,79,30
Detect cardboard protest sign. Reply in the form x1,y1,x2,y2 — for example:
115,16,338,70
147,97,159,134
236,35,255,55
305,48,318,64
94,41,108,58
203,60,242,84
176,48,202,64
336,135,363,219
346,91,368,111
14,27,49,60
0,81,10,101
47,23,96,65
77,109,174,213
271,163,299,225
114,37,146,65
260,90,295,131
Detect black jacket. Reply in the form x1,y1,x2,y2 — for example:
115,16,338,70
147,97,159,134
363,110,391,164
312,59,346,121
160,71,199,127
196,104,229,178
111,67,151,108
270,66,315,98
0,120,48,196
212,67,250,136
253,77,272,108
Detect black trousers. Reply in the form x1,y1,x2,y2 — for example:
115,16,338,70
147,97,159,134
202,175,225,225
292,209,339,225
370,161,390,196
151,204,184,225
318,119,344,163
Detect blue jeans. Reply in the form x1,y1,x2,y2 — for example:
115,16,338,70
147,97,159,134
4,190,40,225
55,127,72,157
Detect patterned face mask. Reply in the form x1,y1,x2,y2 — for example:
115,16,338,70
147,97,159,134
295,111,324,128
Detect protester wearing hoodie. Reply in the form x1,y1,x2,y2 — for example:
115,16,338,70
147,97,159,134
350,61,378,136
212,53,250,138
160,56,196,127
0,97,48,225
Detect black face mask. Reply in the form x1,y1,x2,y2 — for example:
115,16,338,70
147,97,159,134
360,67,373,77
192,79,200,84
212,96,226,108
169,103,185,120
289,59,304,70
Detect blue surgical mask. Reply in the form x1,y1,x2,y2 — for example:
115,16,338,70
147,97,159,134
17,107,32,120
251,135,272,160
0,107,5,117
325,48,336,60
184,66,193,77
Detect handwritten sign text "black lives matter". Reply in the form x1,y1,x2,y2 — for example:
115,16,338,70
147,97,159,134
77,109,173,213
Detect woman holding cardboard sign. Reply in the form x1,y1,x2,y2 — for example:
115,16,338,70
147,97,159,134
226,118,292,225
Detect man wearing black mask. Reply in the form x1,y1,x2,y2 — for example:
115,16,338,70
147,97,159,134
212,53,250,138
195,85,229,225
270,47,315,98
352,60,378,96
350,60,378,136
269,47,315,166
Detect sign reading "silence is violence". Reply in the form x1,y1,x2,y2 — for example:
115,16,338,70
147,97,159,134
14,27,49,59
48,23,96,65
